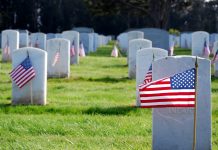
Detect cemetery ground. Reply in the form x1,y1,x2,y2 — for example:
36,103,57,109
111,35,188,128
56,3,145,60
0,43,217,149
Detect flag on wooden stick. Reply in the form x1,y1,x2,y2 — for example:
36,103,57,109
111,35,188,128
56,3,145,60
143,64,152,84
212,49,218,64
203,40,210,57
79,42,86,57
4,35,10,57
9,55,36,88
139,68,196,108
70,41,75,57
111,45,118,57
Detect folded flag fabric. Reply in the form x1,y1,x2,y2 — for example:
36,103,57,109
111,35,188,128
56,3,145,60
52,51,60,66
70,41,75,57
79,42,86,57
212,49,218,64
143,64,152,84
203,40,210,57
111,45,118,57
4,39,10,57
139,68,196,108
9,56,36,88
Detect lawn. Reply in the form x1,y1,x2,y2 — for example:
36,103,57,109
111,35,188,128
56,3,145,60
0,43,217,150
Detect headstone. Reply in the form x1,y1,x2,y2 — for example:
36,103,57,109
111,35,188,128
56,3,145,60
47,39,70,78
1,29,19,62
19,30,29,48
62,30,79,64
46,33,55,40
152,56,211,150
209,33,218,54
93,33,99,51
192,31,209,58
128,31,144,42
169,34,180,47
72,27,94,33
55,33,62,38
136,48,168,106
117,32,128,52
12,47,47,105
137,28,169,50
128,39,152,79
180,32,192,49
30,32,46,50
80,33,94,53
213,41,218,56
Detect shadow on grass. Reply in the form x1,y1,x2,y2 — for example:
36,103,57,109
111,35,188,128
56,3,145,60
102,64,128,68
83,106,138,115
211,76,218,82
88,76,130,83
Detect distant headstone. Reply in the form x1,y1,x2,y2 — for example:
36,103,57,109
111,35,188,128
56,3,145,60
180,32,192,49
137,28,169,50
30,32,46,50
210,33,218,54
128,31,144,42
12,47,47,105
152,56,211,150
62,30,79,64
215,61,218,77
128,39,152,79
80,33,94,53
169,34,180,47
93,33,99,51
73,27,94,33
19,30,29,48
46,33,55,40
47,39,70,78
1,29,19,62
117,32,128,51
55,33,62,38
192,31,209,58
136,48,168,106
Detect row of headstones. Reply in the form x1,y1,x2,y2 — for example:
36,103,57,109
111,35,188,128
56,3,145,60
1,29,112,61
117,28,218,53
135,48,211,149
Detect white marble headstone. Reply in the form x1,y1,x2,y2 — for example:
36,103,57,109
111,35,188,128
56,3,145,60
62,30,79,64
192,31,209,58
47,39,70,78
128,31,144,42
117,32,128,52
19,32,28,48
181,32,192,49
12,47,47,105
128,39,152,79
1,29,19,62
136,48,168,106
152,56,211,150
30,32,46,50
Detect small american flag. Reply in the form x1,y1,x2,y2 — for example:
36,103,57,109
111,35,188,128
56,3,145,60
4,38,10,56
52,51,60,66
203,40,210,57
139,68,196,108
70,41,75,57
10,56,36,88
79,42,86,57
169,42,174,56
143,64,152,84
34,37,39,48
212,49,218,64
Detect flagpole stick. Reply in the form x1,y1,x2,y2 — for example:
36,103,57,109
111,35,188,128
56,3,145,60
192,56,198,150
30,81,33,104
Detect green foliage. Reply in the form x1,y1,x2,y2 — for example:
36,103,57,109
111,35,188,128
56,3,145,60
168,28,180,36
0,45,217,149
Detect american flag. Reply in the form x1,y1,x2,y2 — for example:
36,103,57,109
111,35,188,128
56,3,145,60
139,68,196,108
4,37,10,56
143,64,152,84
169,42,174,56
212,49,218,64
34,37,39,48
111,45,118,57
52,51,60,66
10,56,36,88
79,42,86,57
70,41,75,57
203,40,210,57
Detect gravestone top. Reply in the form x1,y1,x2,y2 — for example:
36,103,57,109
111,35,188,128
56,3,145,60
72,27,94,33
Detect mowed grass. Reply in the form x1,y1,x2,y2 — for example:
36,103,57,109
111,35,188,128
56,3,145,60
0,43,217,149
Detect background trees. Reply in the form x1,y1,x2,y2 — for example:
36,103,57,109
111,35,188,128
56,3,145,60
0,0,218,35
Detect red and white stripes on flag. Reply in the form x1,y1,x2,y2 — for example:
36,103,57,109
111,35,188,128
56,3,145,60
203,40,210,57
4,42,10,56
10,56,36,88
52,51,60,66
139,68,196,108
143,64,152,84
70,41,75,57
111,45,118,57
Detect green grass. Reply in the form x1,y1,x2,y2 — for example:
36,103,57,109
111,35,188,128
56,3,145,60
0,44,217,149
